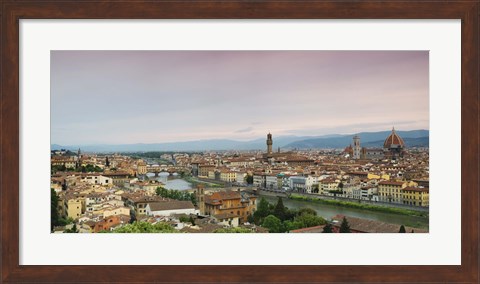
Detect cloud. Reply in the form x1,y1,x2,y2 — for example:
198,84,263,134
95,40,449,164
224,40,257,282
235,127,254,133
51,51,428,144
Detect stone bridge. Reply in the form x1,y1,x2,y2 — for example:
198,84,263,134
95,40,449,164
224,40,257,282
145,165,190,176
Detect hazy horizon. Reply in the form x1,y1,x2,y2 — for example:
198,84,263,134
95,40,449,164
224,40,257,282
52,128,429,146
51,51,429,145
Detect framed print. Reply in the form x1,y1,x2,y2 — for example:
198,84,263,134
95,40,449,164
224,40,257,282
1,1,478,283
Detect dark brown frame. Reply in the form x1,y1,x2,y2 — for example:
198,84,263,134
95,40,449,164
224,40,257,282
1,0,478,283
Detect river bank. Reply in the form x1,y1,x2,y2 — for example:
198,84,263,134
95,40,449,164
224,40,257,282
260,194,429,229
289,194,428,218
182,176,224,188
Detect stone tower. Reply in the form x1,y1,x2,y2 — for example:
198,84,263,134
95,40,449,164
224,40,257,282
353,135,361,160
76,148,82,168
195,185,205,215
266,133,273,155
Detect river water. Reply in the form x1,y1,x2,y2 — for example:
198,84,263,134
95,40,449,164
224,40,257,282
146,172,192,191
260,194,429,229
143,174,428,229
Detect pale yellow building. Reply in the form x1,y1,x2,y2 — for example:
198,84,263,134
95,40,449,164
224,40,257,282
402,187,429,207
137,160,147,175
67,198,85,219
203,190,257,223
208,171,216,180
103,206,131,218
319,179,339,195
367,173,390,180
378,180,418,204
220,171,237,182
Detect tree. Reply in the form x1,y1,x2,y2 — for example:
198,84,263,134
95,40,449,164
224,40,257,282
284,220,304,231
297,208,317,217
295,214,326,228
322,223,333,233
262,215,283,233
399,225,406,233
64,223,78,233
51,188,59,231
339,217,351,233
338,182,344,191
273,197,287,221
284,208,297,221
179,216,189,223
111,221,176,233
247,214,254,223
213,227,252,233
253,197,271,224
246,175,254,184
189,193,197,206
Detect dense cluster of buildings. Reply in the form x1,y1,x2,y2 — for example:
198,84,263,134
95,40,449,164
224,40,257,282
51,127,429,233
51,150,261,232
189,128,429,207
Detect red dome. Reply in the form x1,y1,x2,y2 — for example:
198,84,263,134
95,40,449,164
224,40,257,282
383,128,405,148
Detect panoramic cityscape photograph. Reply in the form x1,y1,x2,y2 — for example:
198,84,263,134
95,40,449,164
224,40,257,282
50,50,429,234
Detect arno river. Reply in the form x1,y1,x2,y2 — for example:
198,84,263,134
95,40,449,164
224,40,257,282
147,172,193,190
146,173,428,230
260,195,429,229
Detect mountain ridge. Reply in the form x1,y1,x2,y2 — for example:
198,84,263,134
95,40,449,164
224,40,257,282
52,129,429,152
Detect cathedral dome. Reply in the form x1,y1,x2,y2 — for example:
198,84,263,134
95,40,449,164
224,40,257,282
383,127,405,149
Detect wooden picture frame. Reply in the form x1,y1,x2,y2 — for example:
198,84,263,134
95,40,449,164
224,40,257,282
1,1,478,282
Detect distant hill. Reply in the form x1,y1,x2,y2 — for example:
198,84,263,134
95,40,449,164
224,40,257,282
52,130,429,152
361,137,429,148
284,130,429,149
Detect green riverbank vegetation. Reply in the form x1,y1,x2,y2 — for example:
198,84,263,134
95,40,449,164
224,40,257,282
251,197,327,233
289,194,428,218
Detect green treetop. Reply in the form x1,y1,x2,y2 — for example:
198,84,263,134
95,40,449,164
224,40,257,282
262,215,283,233
339,217,351,233
322,223,333,233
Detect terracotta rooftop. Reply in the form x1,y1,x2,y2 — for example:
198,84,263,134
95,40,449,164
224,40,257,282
290,225,326,233
331,214,427,233
147,200,194,212
378,181,405,186
383,127,405,148
214,213,239,219
402,187,429,193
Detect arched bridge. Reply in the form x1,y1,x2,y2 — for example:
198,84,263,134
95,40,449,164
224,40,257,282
145,165,190,176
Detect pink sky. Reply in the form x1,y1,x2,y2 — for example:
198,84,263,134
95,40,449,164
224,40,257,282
51,50,429,145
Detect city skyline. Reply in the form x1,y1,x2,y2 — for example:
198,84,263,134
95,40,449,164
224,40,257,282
51,50,429,145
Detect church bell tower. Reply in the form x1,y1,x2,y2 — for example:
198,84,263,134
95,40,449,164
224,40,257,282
353,135,361,160
266,133,273,155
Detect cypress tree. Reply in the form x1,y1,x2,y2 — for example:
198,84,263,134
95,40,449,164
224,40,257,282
322,223,333,233
51,188,59,231
274,197,287,221
399,225,406,233
339,216,351,233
